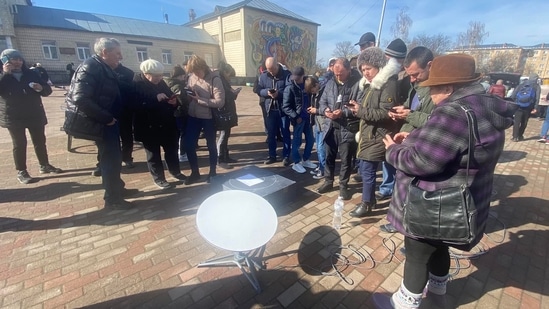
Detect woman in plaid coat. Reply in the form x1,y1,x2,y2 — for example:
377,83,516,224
375,54,515,309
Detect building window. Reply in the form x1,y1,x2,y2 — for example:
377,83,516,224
136,47,148,62
42,41,58,60
0,37,8,52
76,43,91,61
183,51,193,63
162,49,172,64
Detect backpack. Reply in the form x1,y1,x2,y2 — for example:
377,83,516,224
515,83,535,107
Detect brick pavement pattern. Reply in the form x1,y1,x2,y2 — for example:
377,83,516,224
0,87,548,308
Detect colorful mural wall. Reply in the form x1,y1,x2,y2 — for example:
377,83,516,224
247,15,316,72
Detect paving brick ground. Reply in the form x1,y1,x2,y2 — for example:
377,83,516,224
0,86,548,309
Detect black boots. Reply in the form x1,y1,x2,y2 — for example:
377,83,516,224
349,201,375,218
317,181,334,193
218,148,236,168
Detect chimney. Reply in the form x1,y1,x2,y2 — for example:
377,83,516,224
189,9,196,21
164,13,169,24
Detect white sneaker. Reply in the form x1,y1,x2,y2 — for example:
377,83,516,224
301,160,318,169
310,167,320,175
292,162,306,174
179,154,188,162
537,138,547,143
312,170,324,179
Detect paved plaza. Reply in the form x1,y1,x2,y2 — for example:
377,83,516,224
0,86,548,308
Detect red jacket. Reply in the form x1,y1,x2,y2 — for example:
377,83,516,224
488,84,506,98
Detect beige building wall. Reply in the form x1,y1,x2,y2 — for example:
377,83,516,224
13,27,221,81
526,49,549,79
221,10,245,77
191,8,318,79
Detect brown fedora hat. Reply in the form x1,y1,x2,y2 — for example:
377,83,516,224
420,53,481,87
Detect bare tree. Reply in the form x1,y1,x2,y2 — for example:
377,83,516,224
332,41,358,59
483,52,518,74
409,33,452,56
456,21,489,48
390,7,413,42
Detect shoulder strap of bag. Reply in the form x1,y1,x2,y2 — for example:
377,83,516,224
458,104,479,186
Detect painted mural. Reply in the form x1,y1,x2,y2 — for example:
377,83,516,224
247,15,316,71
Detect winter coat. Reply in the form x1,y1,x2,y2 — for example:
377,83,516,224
400,85,435,133
386,83,515,251
318,69,361,143
510,74,541,109
354,58,401,161
0,66,52,128
256,64,291,113
187,70,225,119
65,55,121,126
488,84,506,98
217,73,238,128
132,73,177,142
164,76,190,118
282,79,307,121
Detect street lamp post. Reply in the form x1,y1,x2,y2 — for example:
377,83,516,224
376,0,387,47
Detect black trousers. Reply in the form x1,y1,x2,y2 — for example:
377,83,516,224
403,237,450,294
142,135,180,182
8,126,49,171
323,128,356,189
513,107,533,138
118,110,135,162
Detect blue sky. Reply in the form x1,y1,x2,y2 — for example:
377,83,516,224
33,0,549,64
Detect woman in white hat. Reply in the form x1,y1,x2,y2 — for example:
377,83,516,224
133,59,186,189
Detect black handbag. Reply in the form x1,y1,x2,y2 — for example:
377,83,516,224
63,104,104,142
403,104,478,245
211,106,237,130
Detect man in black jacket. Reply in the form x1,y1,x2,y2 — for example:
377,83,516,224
65,38,132,210
317,58,361,200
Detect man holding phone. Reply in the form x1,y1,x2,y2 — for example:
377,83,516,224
0,48,62,184
255,57,291,165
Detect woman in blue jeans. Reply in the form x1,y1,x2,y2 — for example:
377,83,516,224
184,55,225,184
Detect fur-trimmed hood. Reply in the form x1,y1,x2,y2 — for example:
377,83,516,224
359,57,402,91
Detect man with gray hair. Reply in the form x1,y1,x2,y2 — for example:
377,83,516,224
64,38,134,210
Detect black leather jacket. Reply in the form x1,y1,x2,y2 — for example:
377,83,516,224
65,55,121,125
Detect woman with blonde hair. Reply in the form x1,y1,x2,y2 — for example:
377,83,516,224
184,55,225,184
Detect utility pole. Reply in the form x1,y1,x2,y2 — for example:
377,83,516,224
376,0,387,47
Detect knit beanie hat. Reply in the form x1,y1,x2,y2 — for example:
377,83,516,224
357,47,387,69
385,38,407,59
140,59,164,74
1,49,24,62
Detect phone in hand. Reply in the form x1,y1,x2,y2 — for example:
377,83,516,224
1,55,9,64
167,93,178,100
268,88,276,94
184,88,196,96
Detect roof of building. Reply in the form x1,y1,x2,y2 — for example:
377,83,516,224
13,5,218,45
184,0,320,26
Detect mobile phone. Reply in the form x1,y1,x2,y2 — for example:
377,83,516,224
167,93,178,100
268,89,276,94
1,55,9,64
184,88,196,96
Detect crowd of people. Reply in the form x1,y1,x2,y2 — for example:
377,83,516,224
0,32,543,308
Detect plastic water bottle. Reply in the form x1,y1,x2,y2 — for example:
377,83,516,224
333,196,344,230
